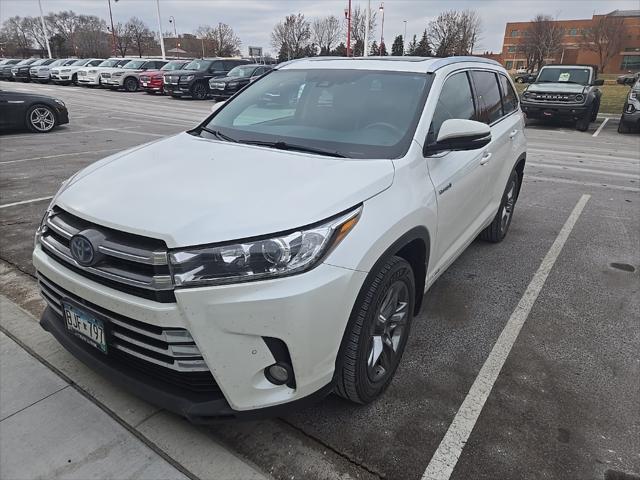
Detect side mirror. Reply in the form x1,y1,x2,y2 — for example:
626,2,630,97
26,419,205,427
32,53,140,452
211,101,226,113
593,79,604,86
424,119,491,156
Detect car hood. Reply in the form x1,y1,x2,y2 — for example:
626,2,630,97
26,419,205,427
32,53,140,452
141,69,164,76
527,83,586,93
55,132,395,248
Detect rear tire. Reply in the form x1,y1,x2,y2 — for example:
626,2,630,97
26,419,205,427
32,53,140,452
479,170,519,243
335,256,415,404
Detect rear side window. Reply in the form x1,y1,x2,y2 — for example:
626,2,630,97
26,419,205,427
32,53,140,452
428,71,476,144
210,61,225,72
471,71,503,124
89,60,102,66
499,74,519,114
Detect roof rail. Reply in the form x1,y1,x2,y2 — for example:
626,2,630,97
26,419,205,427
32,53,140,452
427,56,502,72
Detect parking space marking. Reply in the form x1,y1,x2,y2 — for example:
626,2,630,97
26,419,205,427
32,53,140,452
528,175,640,193
422,194,591,480
0,196,53,209
0,128,119,141
527,162,640,179
0,148,121,165
592,118,609,137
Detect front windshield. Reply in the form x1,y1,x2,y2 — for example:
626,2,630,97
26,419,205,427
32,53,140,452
228,66,257,78
98,59,119,67
161,61,187,71
184,59,211,71
49,59,66,67
124,60,146,69
71,59,88,66
537,67,592,84
203,69,430,159
31,59,46,66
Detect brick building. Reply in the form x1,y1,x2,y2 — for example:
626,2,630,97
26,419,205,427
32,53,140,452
500,9,640,73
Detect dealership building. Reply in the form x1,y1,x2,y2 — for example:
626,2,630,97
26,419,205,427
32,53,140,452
500,9,640,73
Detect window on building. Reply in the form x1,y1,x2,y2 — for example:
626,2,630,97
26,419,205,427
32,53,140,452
505,61,514,70
569,28,577,36
510,30,519,37
621,56,640,71
507,46,516,53
516,61,525,69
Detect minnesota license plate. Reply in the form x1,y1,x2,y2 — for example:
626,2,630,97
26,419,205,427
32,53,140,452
63,302,107,353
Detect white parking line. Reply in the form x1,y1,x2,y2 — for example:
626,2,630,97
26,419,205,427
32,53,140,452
0,128,117,141
0,196,53,209
527,162,640,179
0,148,120,165
422,194,591,480
592,117,609,137
528,175,640,193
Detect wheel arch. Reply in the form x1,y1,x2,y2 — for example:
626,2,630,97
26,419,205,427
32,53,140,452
514,153,526,200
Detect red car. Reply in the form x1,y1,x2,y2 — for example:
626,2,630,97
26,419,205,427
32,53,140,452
139,59,191,94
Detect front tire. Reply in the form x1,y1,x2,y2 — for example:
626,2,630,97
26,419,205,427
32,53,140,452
26,104,57,133
618,121,632,134
479,170,519,243
335,256,415,404
124,77,138,92
516,77,524,83
576,106,593,132
191,82,208,100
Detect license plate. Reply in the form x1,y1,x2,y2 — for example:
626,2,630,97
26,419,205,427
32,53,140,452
63,302,107,353
142,82,147,86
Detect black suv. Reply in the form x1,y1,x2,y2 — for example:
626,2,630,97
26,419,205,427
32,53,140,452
209,64,273,100
520,64,603,131
13,58,56,82
3,58,36,81
164,58,251,100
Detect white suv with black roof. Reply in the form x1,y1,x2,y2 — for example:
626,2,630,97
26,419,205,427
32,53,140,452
34,56,526,421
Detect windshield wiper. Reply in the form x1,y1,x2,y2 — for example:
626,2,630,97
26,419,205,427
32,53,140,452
241,140,348,158
199,126,238,143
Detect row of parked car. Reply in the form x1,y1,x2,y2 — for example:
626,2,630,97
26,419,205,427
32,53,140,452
0,56,273,101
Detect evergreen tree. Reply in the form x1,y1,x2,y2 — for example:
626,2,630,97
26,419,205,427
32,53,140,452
379,41,388,56
331,42,347,56
406,34,418,55
391,35,404,55
353,39,364,57
369,40,379,55
415,29,432,56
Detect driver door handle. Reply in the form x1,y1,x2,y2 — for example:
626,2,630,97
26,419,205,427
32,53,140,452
480,152,492,165
509,129,519,139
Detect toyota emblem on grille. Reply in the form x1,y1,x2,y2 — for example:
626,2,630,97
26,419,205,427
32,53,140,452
70,235,95,266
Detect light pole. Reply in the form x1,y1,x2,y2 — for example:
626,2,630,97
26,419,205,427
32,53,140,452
169,16,177,58
344,0,352,57
155,0,166,60
403,20,407,55
37,0,52,58
108,0,117,56
379,2,385,54
363,0,370,57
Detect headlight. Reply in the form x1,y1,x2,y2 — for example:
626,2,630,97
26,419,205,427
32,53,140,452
228,81,239,88
88,69,97,74
169,207,362,287
54,99,65,107
631,92,638,100
61,69,71,73
523,91,531,98
113,71,123,76
182,74,194,81
574,94,584,102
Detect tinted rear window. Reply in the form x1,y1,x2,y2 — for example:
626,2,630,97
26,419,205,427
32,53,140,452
471,71,503,124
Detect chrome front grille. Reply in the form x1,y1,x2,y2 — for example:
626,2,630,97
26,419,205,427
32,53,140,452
38,274,213,377
165,75,178,84
525,92,583,103
39,207,175,302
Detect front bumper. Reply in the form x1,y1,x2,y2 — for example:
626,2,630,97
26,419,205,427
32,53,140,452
621,105,640,126
164,83,191,96
521,101,589,120
77,73,100,85
104,77,125,87
33,245,366,418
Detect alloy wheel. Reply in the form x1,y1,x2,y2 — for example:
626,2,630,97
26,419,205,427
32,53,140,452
29,107,55,132
500,179,516,233
367,280,409,383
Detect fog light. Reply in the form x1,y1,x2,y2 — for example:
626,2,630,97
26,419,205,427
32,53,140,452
265,363,291,385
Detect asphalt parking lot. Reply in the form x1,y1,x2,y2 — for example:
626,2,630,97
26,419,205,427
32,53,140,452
0,81,639,480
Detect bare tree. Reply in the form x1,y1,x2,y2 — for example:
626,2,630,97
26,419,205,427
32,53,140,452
271,13,311,61
126,17,154,57
113,21,133,57
312,15,342,55
350,5,376,55
429,9,481,57
521,14,564,71
75,15,109,57
581,14,625,73
21,16,49,53
1,17,32,56
46,10,81,53
195,23,241,56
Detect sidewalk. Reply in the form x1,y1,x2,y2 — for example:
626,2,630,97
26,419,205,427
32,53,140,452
0,294,269,480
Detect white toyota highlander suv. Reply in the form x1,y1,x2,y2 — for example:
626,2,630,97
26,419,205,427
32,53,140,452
34,56,526,421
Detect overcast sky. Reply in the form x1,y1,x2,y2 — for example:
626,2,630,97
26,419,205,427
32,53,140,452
1,0,637,56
